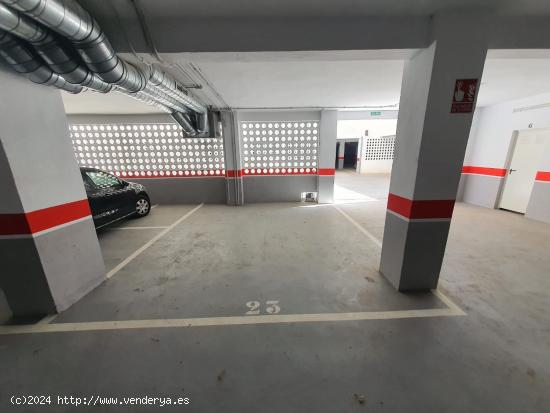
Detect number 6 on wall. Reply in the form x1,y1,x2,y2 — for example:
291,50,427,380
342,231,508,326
245,300,281,315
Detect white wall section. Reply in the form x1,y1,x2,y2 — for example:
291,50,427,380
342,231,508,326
461,92,550,222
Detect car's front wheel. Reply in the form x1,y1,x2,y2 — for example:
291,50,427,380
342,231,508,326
135,196,151,217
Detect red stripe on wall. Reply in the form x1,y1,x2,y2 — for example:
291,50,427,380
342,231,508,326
0,199,91,236
115,168,334,178
387,193,455,220
462,166,507,177
225,169,242,178
318,168,336,176
535,171,550,182
118,170,225,179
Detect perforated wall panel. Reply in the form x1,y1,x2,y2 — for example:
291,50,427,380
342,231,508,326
240,121,319,175
364,136,395,161
70,123,225,178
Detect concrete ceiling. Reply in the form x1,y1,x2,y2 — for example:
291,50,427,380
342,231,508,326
168,50,413,110
62,50,550,114
62,90,164,115
83,0,550,19
479,51,550,106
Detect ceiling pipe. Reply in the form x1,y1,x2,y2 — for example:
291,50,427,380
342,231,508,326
0,4,179,115
0,3,111,92
2,0,210,135
170,111,198,137
0,28,82,93
147,66,207,115
1,0,147,93
118,89,171,114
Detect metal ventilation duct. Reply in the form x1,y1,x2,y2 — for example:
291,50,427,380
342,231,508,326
1,0,146,93
0,3,111,92
170,111,198,136
0,28,81,93
1,0,210,136
0,4,113,93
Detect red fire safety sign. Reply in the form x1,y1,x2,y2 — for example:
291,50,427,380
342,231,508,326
450,78,478,113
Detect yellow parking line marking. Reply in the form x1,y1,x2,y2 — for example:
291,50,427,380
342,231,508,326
333,205,382,248
106,204,203,279
106,226,169,230
36,314,57,325
0,306,464,335
332,204,465,315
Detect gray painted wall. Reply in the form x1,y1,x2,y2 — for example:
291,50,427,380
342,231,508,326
461,174,504,209
525,140,550,223
526,182,550,223
243,176,317,203
132,177,226,204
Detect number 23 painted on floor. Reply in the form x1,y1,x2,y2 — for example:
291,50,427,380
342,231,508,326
245,300,281,315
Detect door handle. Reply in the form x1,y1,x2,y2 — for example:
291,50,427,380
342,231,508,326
509,169,517,174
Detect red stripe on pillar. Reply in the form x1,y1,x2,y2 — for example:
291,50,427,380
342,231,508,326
318,168,335,176
535,171,550,182
337,156,345,159
461,166,507,177
0,199,91,236
387,193,455,220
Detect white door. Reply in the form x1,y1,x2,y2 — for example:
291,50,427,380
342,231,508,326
499,129,549,213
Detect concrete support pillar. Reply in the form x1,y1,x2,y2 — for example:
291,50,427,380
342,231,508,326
379,16,488,290
0,68,105,316
318,110,338,203
221,110,244,205
337,141,345,169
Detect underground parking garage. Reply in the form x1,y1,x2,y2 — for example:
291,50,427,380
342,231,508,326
1,0,550,411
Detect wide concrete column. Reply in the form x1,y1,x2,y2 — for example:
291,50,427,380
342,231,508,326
0,67,105,316
379,15,488,291
221,110,244,205
318,110,338,203
337,140,345,169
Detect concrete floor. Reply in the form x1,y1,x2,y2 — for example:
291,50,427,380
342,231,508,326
1,171,550,412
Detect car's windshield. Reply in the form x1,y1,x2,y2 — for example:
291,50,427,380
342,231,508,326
86,171,122,188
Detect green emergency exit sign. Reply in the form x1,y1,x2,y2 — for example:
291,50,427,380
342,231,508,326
370,111,382,116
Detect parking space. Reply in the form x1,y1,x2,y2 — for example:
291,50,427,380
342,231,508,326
52,201,448,325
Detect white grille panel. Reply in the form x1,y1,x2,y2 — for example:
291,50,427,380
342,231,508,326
364,136,395,161
240,121,319,175
70,123,225,178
